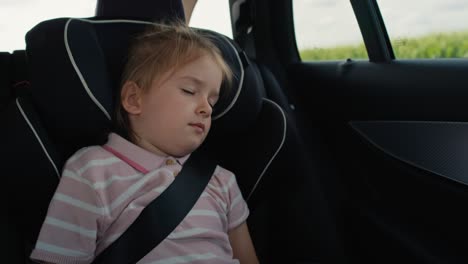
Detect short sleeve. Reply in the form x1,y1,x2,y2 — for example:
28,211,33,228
225,170,250,230
30,155,103,264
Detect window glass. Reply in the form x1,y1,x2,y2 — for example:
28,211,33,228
378,0,468,59
0,0,96,52
292,0,368,61
189,0,233,39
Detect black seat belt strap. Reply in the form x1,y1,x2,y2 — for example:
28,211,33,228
92,147,216,264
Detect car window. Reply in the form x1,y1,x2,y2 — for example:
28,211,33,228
0,0,96,52
377,0,468,59
292,0,368,61
188,0,233,39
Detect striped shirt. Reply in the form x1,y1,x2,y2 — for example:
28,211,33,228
30,133,249,264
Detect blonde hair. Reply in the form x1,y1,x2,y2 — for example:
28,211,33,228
114,21,233,140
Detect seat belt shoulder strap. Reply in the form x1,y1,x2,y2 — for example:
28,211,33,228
92,148,216,264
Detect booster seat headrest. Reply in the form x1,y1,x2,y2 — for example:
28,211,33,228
26,18,263,157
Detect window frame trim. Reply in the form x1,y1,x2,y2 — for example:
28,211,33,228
350,0,395,62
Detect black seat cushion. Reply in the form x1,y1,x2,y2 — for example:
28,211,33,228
1,97,61,260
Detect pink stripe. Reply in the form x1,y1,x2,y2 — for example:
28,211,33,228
102,145,149,174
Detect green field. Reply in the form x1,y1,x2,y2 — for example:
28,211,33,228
299,30,468,60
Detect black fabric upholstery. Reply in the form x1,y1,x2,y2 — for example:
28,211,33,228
1,51,30,263
258,62,349,262
5,210,25,264
0,52,12,111
206,63,270,200
258,64,292,114
1,97,61,262
11,50,29,98
210,56,265,137
0,50,29,110
26,18,121,157
96,0,185,22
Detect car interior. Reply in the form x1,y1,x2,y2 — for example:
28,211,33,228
3,0,468,263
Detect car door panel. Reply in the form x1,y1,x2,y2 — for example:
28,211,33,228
286,59,468,263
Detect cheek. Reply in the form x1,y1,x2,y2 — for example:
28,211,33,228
145,95,174,116
160,92,187,109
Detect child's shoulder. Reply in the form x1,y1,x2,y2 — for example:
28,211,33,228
64,145,114,169
213,165,236,182
211,165,243,196
214,164,232,175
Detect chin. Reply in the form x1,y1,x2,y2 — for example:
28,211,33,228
170,144,200,158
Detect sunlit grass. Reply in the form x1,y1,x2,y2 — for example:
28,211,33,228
299,30,468,60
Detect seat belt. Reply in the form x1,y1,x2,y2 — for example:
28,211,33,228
92,146,216,264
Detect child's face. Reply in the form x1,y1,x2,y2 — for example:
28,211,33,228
129,54,223,157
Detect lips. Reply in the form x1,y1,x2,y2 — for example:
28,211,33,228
189,123,205,132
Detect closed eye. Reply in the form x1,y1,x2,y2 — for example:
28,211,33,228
181,88,195,95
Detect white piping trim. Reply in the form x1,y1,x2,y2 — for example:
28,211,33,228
64,18,152,121
16,98,60,178
247,98,287,201
64,18,111,120
212,35,244,120
63,18,241,120
66,18,155,25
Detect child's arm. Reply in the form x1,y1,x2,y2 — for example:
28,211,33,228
219,166,259,263
228,222,259,264
30,148,104,264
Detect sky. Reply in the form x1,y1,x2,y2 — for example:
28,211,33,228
293,0,468,48
1,0,467,51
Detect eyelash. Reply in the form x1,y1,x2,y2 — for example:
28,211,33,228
182,88,194,95
182,88,216,108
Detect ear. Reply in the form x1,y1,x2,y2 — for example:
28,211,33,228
121,81,143,115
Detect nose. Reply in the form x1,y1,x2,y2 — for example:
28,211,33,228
197,97,213,117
